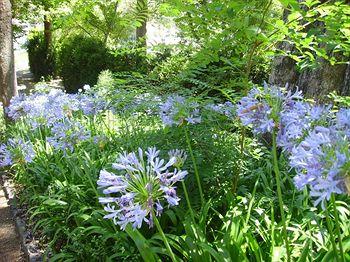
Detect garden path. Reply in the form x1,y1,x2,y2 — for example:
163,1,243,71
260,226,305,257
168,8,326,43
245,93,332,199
0,187,23,261
0,49,29,262
15,49,63,94
15,49,35,94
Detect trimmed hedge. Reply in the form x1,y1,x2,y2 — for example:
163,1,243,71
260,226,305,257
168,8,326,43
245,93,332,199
56,35,172,93
57,35,114,93
26,31,55,81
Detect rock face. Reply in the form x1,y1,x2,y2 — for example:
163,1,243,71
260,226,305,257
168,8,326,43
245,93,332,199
0,0,17,109
269,1,350,99
269,42,299,87
269,52,350,99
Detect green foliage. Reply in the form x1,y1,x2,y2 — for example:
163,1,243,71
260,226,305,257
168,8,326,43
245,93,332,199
0,108,4,135
274,0,350,70
329,92,350,107
4,83,350,260
150,51,188,81
57,35,113,93
26,30,56,81
110,43,152,74
161,0,277,92
56,0,134,46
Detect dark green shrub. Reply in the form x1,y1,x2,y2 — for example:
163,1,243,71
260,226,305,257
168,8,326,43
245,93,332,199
57,37,172,93
57,35,113,93
26,30,55,81
110,43,151,74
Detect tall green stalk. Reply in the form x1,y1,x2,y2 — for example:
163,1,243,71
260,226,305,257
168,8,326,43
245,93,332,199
325,200,340,262
331,194,345,262
270,199,275,255
181,180,195,222
152,211,177,262
272,131,290,262
303,188,313,252
184,126,204,205
232,126,245,194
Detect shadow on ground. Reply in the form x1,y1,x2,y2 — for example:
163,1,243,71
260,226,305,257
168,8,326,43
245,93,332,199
0,188,23,262
17,70,35,95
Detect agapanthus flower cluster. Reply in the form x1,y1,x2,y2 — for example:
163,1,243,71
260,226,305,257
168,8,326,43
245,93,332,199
0,144,13,167
290,125,349,208
206,101,235,119
97,147,188,230
236,84,303,135
127,93,162,116
236,87,275,134
46,120,91,153
7,89,75,123
237,83,349,208
6,89,107,128
236,84,332,152
0,138,35,167
77,93,107,116
160,95,201,126
336,108,350,137
277,102,332,153
168,149,187,168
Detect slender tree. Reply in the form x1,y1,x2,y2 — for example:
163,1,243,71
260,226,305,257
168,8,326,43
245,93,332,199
135,0,148,47
0,0,17,116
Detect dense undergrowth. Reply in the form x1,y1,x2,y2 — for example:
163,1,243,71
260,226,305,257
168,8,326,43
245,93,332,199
0,77,349,261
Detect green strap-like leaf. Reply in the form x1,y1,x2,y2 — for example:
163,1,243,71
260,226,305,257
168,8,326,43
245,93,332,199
125,225,157,262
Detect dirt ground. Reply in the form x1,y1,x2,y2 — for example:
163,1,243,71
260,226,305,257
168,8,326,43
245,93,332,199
0,188,23,262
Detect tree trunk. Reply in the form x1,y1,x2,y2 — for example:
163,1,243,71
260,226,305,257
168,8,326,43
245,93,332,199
0,0,17,112
136,22,147,46
136,0,147,47
44,14,52,49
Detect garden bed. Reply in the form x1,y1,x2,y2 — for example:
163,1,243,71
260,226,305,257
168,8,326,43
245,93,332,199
0,173,43,261
0,82,349,261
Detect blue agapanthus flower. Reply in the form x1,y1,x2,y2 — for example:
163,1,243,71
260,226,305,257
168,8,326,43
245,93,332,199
236,83,332,153
237,84,349,208
290,126,348,208
160,95,201,126
98,147,188,230
237,84,305,135
206,101,235,119
77,93,107,116
46,120,91,153
0,144,13,167
127,93,162,116
6,89,107,128
277,102,332,153
236,86,275,134
336,108,350,137
0,138,36,166
7,90,71,122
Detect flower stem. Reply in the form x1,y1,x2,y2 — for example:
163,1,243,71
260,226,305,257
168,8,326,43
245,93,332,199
184,126,204,205
232,126,245,194
325,200,340,262
272,131,290,262
181,180,195,222
270,200,275,255
331,194,345,262
152,212,176,262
